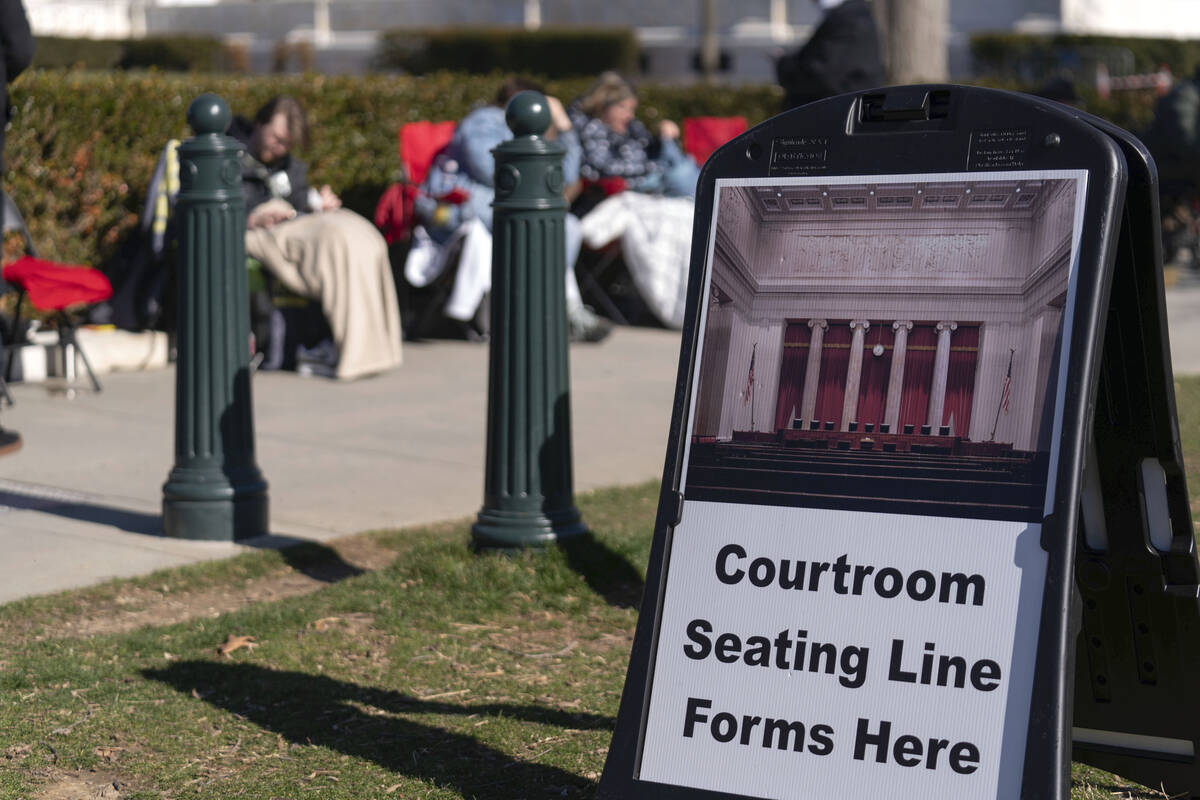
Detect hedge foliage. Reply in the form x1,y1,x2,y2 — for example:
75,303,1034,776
3,71,782,269
375,27,639,78
32,35,231,71
970,33,1200,84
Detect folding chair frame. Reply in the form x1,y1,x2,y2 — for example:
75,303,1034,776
1,190,104,395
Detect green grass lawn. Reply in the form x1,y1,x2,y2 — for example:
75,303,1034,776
2,376,1200,799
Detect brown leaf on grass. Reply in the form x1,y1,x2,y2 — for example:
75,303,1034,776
216,634,257,657
384,784,403,794
303,770,339,782
310,617,341,631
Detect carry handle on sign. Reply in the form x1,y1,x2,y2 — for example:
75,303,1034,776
593,84,1198,800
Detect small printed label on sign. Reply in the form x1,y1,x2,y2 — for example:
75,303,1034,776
968,129,1031,170
770,137,829,176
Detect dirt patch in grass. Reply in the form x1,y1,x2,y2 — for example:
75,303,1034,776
7,535,401,643
32,768,130,800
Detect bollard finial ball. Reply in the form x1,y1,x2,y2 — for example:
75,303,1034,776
188,93,232,136
505,91,551,138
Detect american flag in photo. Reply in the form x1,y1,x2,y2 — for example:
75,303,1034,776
742,344,756,405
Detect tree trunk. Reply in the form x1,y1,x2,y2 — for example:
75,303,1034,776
876,0,949,85
700,0,720,83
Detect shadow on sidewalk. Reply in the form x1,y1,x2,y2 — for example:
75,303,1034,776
144,661,607,796
557,533,644,609
0,488,161,535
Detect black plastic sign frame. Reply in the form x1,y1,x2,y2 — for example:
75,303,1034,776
599,85,1133,800
1067,113,1200,796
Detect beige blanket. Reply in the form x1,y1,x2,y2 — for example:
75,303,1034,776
245,209,403,380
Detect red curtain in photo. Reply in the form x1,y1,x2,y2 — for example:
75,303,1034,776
898,324,937,430
774,323,811,431
855,322,894,427
813,322,851,428
941,324,980,436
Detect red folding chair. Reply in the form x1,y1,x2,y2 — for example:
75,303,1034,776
682,116,749,166
400,120,457,186
1,190,113,394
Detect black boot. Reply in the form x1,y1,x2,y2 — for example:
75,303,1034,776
0,426,22,456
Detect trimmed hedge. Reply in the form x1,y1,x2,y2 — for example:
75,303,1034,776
374,27,639,78
971,33,1200,80
32,35,232,72
3,71,782,269
5,67,1162,275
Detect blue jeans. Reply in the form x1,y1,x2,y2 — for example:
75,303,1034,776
631,138,701,199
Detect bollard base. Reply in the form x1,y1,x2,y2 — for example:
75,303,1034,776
471,505,588,551
162,492,269,541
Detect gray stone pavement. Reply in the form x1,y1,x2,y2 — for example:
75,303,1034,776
1166,286,1200,376
0,285,1198,605
0,327,682,603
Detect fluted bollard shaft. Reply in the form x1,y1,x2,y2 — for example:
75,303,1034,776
162,93,268,541
471,91,586,549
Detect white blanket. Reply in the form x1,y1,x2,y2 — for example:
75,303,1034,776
578,193,695,329
245,209,404,380
405,217,586,322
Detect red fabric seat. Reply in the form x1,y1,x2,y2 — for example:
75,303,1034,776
400,120,457,186
682,116,749,165
2,255,113,310
373,120,461,246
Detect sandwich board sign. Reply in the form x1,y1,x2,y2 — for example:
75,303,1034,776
597,85,1200,800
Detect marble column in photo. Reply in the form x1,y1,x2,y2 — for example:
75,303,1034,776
799,318,827,425
884,320,913,431
926,320,958,432
841,320,870,431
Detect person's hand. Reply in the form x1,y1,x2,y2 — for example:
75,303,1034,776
546,95,573,135
247,200,296,229
318,185,341,211
658,119,681,140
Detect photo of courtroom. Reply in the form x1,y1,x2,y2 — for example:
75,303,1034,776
685,175,1081,522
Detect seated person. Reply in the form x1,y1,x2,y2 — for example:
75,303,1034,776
412,78,611,342
231,96,404,379
568,71,700,200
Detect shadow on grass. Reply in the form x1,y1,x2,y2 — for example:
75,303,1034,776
144,661,607,797
556,533,644,610
242,537,367,584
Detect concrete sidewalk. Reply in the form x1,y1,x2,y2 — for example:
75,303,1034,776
0,327,683,603
2,284,1199,605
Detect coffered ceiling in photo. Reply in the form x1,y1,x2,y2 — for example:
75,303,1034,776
746,180,1048,220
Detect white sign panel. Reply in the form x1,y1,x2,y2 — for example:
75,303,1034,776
639,502,1047,799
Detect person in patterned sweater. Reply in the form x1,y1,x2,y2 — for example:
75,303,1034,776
568,71,699,200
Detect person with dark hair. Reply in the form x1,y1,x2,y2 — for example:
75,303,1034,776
229,95,340,230
776,0,886,111
0,0,34,455
229,95,404,379
568,71,699,199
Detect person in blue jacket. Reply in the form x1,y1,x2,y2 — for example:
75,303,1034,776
418,77,611,342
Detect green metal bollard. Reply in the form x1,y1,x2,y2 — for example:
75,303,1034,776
471,91,587,550
162,94,269,541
